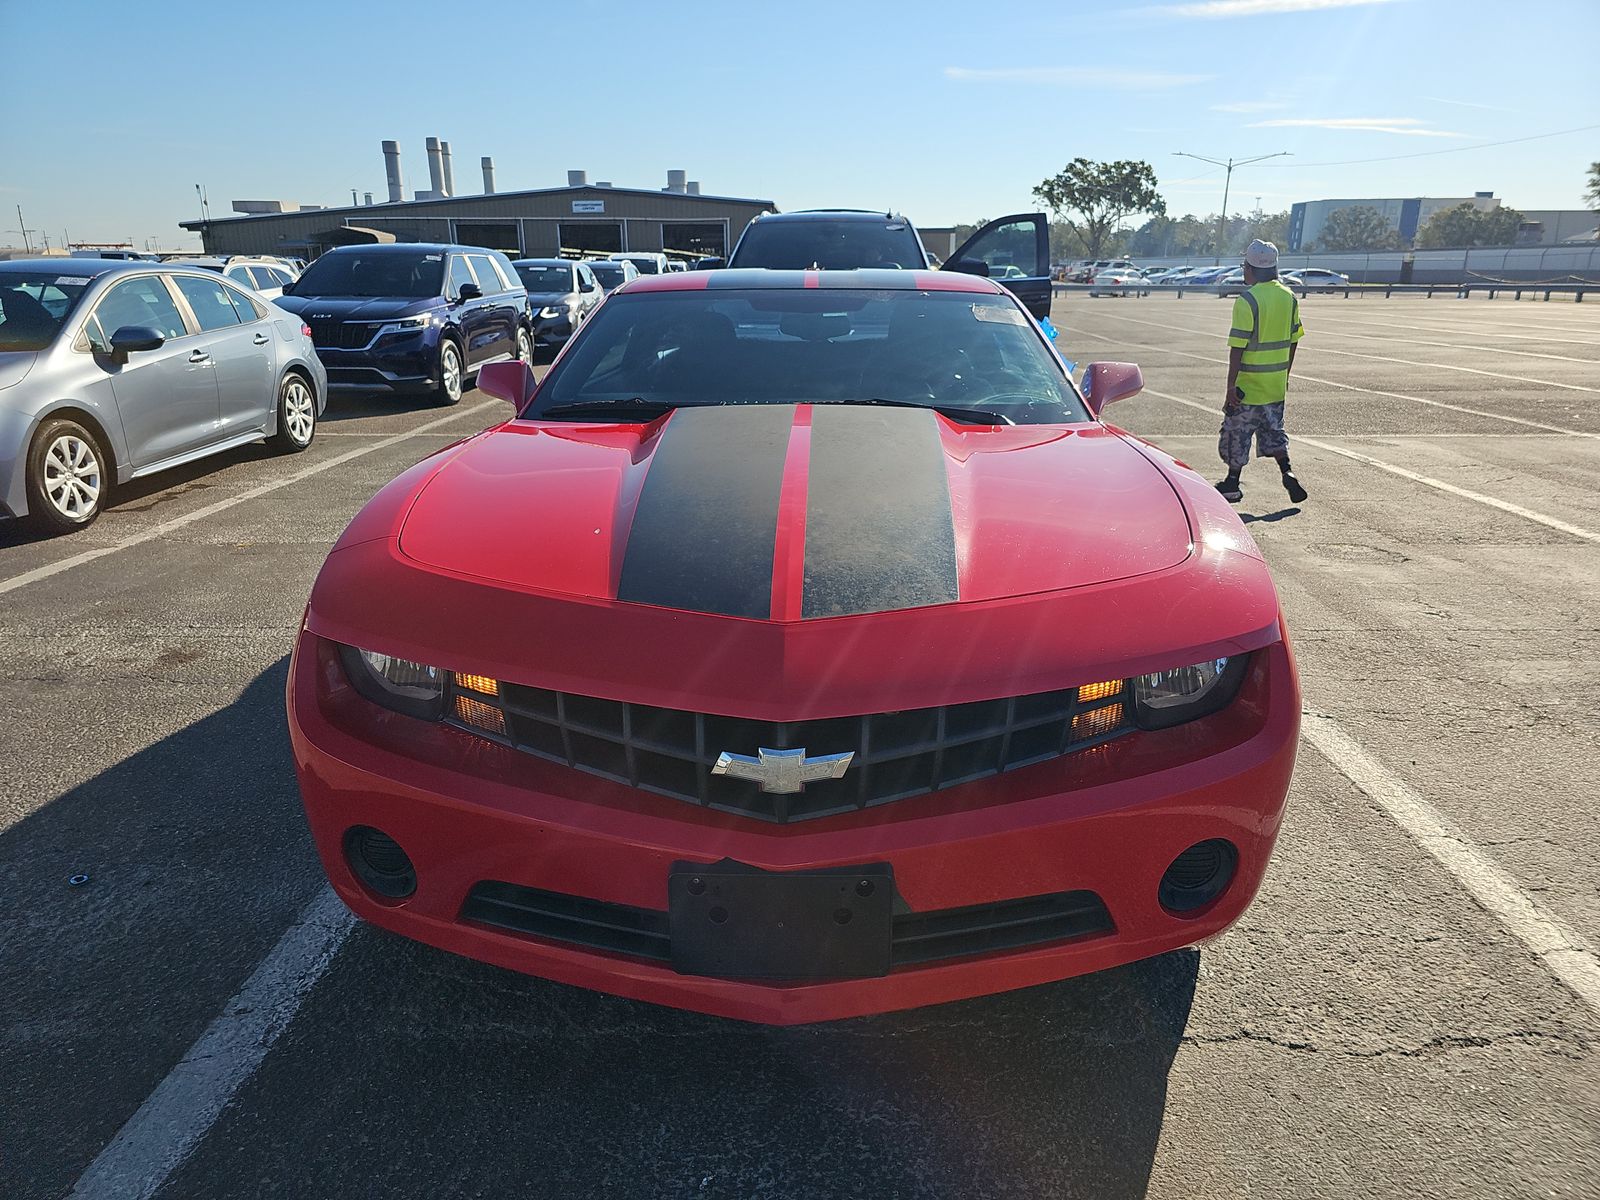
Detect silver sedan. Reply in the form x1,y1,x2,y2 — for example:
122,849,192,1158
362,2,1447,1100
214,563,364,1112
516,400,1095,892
0,259,326,534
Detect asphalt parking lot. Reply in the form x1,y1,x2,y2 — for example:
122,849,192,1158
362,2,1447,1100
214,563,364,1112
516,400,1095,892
4,294,1598,1199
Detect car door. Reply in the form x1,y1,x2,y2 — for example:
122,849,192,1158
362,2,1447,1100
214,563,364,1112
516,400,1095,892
575,264,601,320
466,253,516,362
169,272,277,435
446,253,495,367
942,213,1052,319
86,274,219,469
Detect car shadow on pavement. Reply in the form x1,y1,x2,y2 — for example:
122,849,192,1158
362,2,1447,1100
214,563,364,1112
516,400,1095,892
318,389,464,423
164,907,1199,1198
0,657,325,1200
1241,506,1302,524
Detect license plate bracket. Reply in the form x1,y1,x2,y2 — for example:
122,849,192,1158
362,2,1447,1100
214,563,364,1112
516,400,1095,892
668,860,894,980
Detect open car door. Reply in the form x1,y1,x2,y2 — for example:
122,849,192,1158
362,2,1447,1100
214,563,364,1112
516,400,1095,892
942,213,1051,320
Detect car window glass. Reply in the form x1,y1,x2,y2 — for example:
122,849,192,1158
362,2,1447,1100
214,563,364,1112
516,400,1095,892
94,275,189,340
466,255,504,294
732,220,922,270
245,266,276,289
226,267,255,286
82,311,109,353
225,285,264,323
955,219,1041,278
295,251,445,298
578,267,596,292
449,255,479,297
172,273,244,331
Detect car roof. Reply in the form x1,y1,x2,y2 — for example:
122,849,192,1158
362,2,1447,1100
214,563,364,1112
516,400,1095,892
754,210,907,224
614,268,1005,296
510,258,573,267
318,243,490,255
0,257,152,279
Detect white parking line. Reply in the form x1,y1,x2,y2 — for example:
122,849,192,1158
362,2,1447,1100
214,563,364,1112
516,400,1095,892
1304,344,1599,394
0,401,499,598
1142,388,1600,543
1072,319,1600,440
68,887,354,1200
1304,313,1600,360
1302,711,1600,1016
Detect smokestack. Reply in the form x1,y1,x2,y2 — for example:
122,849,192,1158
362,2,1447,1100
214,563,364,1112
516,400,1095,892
686,181,701,196
426,137,445,196
441,140,455,197
382,140,404,203
666,169,687,193
481,157,495,195
567,170,587,187
364,192,374,206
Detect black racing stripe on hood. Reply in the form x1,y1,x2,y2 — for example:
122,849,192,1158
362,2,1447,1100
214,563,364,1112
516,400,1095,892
803,406,959,618
616,404,793,618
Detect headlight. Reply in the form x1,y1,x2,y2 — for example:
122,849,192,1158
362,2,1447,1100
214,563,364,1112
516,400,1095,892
375,314,433,337
1131,655,1249,729
538,305,564,318
338,644,444,719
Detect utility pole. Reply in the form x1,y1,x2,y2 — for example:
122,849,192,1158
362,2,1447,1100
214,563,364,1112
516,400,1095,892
15,206,30,254
194,183,211,223
1173,151,1291,264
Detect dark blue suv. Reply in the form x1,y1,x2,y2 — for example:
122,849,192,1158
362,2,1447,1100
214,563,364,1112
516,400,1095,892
277,244,533,405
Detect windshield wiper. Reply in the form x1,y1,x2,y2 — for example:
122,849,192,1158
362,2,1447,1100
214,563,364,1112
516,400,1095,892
814,398,1013,426
537,398,679,420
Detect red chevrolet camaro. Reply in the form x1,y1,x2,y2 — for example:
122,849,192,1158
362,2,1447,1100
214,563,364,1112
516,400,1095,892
287,268,1299,1024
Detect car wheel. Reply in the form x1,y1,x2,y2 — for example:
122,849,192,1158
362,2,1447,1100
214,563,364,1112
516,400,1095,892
268,373,317,453
26,417,108,534
434,339,464,406
515,326,533,365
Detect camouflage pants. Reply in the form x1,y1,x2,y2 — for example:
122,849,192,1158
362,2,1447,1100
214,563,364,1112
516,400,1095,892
1218,401,1288,470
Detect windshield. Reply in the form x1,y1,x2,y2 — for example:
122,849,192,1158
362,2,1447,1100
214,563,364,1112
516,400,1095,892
292,251,445,298
516,265,573,292
731,220,924,270
528,288,1087,424
616,257,660,274
0,271,92,351
590,264,627,288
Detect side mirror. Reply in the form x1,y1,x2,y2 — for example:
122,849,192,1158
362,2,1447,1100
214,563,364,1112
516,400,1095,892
109,325,165,362
476,359,538,408
1082,361,1144,416
456,282,482,303
694,257,726,271
944,257,991,278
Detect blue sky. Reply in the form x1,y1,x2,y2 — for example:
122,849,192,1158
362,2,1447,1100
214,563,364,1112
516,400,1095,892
3,0,1596,251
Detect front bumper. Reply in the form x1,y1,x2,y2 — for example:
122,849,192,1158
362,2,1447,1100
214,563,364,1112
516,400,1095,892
314,332,438,393
532,313,576,345
288,629,1299,1024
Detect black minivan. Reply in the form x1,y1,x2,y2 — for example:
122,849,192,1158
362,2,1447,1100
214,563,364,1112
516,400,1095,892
277,244,534,405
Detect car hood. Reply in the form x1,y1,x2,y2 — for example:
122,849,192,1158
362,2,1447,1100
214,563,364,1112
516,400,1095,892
0,351,37,392
526,291,577,307
274,295,440,321
396,404,1195,620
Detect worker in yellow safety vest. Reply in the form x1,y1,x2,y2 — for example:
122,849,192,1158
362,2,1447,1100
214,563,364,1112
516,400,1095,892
1216,239,1308,505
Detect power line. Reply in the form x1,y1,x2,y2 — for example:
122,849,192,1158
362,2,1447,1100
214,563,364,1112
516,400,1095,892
1265,123,1600,169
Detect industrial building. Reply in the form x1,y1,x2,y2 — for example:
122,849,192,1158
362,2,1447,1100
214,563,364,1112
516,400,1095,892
180,138,776,262
1288,192,1598,251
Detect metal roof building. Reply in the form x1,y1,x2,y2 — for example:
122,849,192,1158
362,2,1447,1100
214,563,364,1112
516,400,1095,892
180,150,775,262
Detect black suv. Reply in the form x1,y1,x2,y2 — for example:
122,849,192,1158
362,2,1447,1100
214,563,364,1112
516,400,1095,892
277,244,533,404
706,210,1054,319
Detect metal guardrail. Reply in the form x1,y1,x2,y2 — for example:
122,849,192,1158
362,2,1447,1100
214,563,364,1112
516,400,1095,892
1051,281,1591,302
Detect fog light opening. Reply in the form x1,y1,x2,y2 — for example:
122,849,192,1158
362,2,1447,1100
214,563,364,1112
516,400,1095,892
1159,838,1238,917
344,825,417,900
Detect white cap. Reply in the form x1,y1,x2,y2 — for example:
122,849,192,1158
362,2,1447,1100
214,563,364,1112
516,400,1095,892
1244,239,1278,269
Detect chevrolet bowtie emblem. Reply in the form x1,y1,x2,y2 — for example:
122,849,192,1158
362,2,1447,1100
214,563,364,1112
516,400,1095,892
711,746,855,794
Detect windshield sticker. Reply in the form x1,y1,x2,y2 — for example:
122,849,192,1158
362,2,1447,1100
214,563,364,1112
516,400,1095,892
55,276,92,285
972,303,1027,326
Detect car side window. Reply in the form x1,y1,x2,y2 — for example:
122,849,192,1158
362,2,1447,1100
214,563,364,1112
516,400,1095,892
489,256,520,291
226,266,255,286
448,255,478,298
224,284,264,323
466,255,504,295
171,273,244,331
93,275,189,341
269,267,295,286
577,266,596,292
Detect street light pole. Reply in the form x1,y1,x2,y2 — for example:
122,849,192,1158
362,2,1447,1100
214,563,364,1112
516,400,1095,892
1173,151,1291,264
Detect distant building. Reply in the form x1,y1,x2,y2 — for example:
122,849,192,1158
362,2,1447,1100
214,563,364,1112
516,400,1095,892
1287,193,1500,251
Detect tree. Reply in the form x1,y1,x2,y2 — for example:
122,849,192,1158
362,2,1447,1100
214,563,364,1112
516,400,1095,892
1312,205,1402,252
1415,202,1527,249
1586,162,1599,212
1033,159,1166,259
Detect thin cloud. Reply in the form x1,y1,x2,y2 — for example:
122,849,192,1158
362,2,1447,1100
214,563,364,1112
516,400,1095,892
944,65,1212,89
1211,100,1289,113
1249,116,1467,137
1159,0,1397,16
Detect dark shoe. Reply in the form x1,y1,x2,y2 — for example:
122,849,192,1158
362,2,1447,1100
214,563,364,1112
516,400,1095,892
1282,472,1308,503
1215,476,1243,502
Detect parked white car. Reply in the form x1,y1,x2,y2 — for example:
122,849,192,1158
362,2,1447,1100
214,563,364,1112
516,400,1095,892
1283,268,1351,290
1087,267,1144,297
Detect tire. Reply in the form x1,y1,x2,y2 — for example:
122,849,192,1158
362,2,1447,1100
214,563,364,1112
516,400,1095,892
515,326,533,365
267,373,317,453
433,338,464,406
25,417,108,535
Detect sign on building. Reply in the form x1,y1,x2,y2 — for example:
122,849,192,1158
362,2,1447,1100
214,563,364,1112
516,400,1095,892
571,200,605,214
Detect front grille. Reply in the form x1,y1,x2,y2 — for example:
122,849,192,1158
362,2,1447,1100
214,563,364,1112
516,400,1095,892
308,319,373,350
461,881,1114,970
445,678,1132,823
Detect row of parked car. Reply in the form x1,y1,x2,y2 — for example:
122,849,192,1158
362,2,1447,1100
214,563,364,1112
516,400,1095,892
1061,258,1352,295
